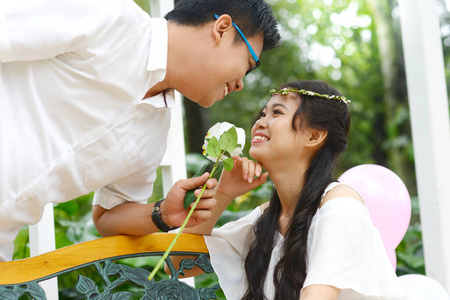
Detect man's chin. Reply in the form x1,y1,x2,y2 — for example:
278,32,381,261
197,97,218,108
185,92,220,108
200,101,215,108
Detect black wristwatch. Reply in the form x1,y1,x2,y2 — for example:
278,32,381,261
151,199,179,232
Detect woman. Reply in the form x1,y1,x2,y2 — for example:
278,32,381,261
177,80,406,299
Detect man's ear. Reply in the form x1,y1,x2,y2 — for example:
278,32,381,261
212,14,234,43
305,129,328,148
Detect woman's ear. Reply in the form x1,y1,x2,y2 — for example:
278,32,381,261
212,14,234,43
305,129,328,148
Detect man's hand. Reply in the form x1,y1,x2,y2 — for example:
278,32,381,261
92,173,217,237
161,172,217,228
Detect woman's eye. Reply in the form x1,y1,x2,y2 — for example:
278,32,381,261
259,111,266,118
273,109,283,115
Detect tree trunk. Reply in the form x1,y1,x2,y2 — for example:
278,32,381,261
367,0,415,192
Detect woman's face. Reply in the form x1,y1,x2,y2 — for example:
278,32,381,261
249,93,309,167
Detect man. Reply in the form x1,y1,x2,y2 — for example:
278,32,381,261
0,0,281,261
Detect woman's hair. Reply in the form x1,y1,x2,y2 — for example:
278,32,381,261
242,80,351,300
164,0,281,51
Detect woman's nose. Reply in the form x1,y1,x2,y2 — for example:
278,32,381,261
254,117,267,129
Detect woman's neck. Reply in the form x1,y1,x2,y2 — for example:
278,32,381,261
267,161,309,236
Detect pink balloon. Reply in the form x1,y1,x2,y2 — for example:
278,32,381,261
338,164,411,252
387,250,397,270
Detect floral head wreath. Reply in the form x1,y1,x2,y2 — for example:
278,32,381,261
269,88,351,105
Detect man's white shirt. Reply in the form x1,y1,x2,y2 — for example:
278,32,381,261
0,0,173,261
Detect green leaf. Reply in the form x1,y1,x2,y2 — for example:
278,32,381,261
223,157,233,172
199,285,221,300
206,136,220,158
55,200,79,216
110,292,132,300
75,275,99,296
121,265,151,285
195,254,215,274
25,281,47,299
183,164,207,209
180,258,196,271
183,190,196,209
218,127,238,152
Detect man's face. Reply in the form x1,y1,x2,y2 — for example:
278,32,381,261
179,23,264,108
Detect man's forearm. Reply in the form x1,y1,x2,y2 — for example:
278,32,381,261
92,202,159,237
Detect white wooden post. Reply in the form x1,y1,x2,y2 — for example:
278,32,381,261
29,204,58,299
398,0,450,292
149,0,174,18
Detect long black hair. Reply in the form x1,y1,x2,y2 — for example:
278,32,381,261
242,80,351,300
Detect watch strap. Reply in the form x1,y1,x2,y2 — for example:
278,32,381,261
151,199,179,232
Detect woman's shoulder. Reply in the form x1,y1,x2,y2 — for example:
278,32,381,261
320,183,365,208
258,201,270,213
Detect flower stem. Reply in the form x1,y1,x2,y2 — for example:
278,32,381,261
148,154,222,281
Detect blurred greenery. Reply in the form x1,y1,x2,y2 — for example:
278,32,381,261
12,0,450,298
396,196,425,276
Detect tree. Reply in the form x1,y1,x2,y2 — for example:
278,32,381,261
367,0,414,191
183,0,417,194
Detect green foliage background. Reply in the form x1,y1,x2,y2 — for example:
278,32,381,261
13,0,450,298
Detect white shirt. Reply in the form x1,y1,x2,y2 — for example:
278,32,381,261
204,183,407,300
0,0,173,261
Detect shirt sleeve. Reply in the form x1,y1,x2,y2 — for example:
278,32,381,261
203,208,261,300
302,198,407,299
92,166,157,210
0,0,120,62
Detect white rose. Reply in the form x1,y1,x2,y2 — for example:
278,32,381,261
202,122,246,162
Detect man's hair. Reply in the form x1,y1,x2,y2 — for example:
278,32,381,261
165,0,281,51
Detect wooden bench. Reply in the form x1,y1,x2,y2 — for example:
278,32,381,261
0,233,220,299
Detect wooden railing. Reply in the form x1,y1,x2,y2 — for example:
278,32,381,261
0,233,220,299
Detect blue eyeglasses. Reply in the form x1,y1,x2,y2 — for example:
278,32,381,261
214,14,261,75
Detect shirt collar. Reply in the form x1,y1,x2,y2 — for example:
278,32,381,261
142,18,174,109
142,88,175,109
147,18,168,87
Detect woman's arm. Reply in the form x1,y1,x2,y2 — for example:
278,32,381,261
300,284,341,300
181,157,268,236
166,157,268,277
300,184,364,299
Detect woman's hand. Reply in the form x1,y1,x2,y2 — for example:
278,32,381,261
216,156,269,201
179,157,268,236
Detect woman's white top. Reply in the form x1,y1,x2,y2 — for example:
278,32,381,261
204,183,407,299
